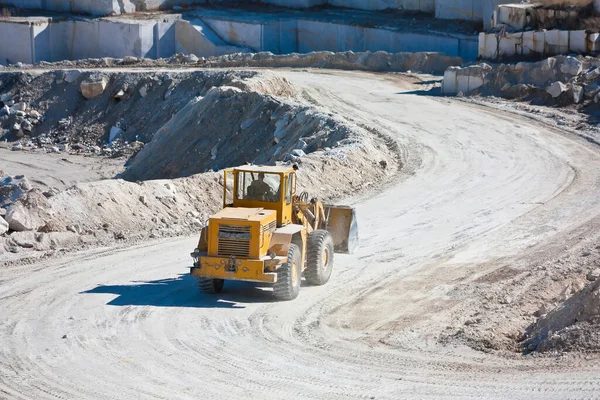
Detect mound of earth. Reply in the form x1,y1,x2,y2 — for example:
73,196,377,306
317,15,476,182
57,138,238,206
522,277,600,353
0,68,400,261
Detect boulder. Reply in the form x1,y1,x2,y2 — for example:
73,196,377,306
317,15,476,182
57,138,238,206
109,126,124,142
291,149,306,157
0,175,31,208
0,93,13,102
584,67,600,82
587,268,600,281
184,54,199,63
122,56,138,64
22,120,33,132
64,70,82,83
560,57,582,76
0,216,8,235
571,84,584,104
585,82,600,98
80,78,107,99
10,231,36,248
547,81,568,98
4,190,51,232
11,102,27,112
5,203,43,231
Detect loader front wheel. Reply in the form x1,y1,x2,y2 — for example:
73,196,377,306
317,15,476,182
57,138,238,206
197,278,224,294
273,243,301,301
305,230,334,286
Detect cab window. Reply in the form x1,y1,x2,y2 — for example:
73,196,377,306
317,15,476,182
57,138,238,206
237,172,281,202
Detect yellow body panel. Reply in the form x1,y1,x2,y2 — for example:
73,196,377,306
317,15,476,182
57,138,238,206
191,165,357,288
206,208,276,260
191,256,282,283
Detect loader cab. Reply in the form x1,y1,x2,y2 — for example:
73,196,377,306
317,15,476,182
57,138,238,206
224,166,296,227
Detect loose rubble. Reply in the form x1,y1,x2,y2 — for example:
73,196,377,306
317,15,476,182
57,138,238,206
0,68,399,260
443,55,600,110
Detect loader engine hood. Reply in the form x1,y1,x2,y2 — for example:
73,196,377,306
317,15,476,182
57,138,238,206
207,208,277,259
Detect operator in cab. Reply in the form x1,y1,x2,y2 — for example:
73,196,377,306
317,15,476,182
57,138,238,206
247,172,273,200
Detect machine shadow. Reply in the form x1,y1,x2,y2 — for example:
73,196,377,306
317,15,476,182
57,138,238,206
395,86,443,96
82,273,282,309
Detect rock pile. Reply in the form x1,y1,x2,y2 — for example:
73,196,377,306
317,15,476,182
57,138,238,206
3,51,463,76
0,68,398,258
522,278,600,353
443,55,600,106
0,93,44,141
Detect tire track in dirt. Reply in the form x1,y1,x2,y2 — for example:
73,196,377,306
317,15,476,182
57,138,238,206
1,70,600,399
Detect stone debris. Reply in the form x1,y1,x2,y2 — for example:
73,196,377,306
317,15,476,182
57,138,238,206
560,57,582,76
0,67,396,258
291,149,306,157
109,126,124,143
584,67,600,82
64,70,82,83
184,54,199,63
80,77,108,99
547,81,568,98
114,89,127,100
5,202,44,232
122,56,138,64
443,55,600,106
0,216,8,235
587,269,600,282
21,120,33,132
0,93,13,102
11,102,27,112
522,279,600,353
571,84,584,104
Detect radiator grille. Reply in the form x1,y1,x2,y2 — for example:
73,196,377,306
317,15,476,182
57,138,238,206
218,225,251,257
263,220,276,233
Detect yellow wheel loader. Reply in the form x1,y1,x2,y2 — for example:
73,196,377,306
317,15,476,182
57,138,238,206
190,165,358,301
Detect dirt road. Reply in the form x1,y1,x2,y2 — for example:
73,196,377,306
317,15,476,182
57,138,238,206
1,70,600,399
0,146,124,190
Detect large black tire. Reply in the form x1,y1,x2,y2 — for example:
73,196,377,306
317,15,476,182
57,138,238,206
273,243,302,301
305,230,334,286
197,278,224,294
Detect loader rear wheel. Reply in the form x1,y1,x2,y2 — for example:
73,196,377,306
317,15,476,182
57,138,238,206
273,243,301,301
197,278,224,294
305,230,334,286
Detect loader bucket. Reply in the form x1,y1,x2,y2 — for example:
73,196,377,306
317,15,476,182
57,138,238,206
325,205,358,254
